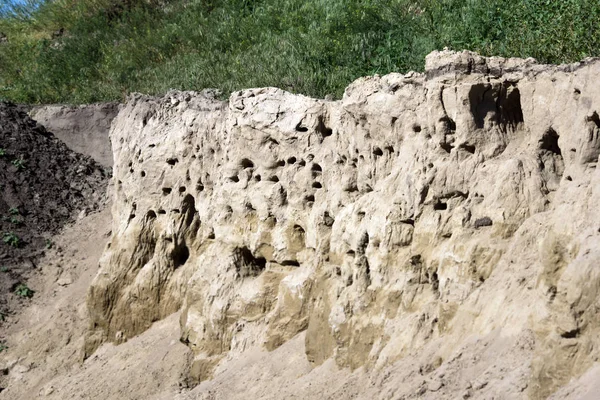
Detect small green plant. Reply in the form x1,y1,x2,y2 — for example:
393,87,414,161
0,266,8,272
0,148,5,157
14,283,34,298
0,342,7,353
2,232,20,247
45,239,53,249
11,156,26,170
4,208,22,225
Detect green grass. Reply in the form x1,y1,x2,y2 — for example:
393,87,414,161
1,0,599,104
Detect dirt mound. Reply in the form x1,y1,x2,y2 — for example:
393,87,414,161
30,103,119,167
0,102,108,318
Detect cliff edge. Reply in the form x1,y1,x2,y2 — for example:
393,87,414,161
86,50,600,399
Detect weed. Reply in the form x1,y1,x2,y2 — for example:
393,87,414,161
3,232,20,247
8,207,19,215
11,156,26,170
0,148,5,157
0,342,7,353
14,283,34,298
3,214,23,226
0,266,8,272
45,239,53,249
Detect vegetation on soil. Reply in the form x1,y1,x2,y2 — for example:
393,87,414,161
3,232,21,248
14,283,34,298
1,0,599,104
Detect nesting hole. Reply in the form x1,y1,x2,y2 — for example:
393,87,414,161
317,117,333,138
281,260,300,267
146,210,157,221
240,158,254,169
459,143,476,154
172,244,190,269
539,128,562,156
295,123,309,132
433,200,447,210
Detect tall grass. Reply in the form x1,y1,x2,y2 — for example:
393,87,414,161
0,0,599,104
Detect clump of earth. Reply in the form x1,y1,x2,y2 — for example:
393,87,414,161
0,102,108,320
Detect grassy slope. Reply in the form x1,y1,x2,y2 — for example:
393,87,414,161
0,0,599,104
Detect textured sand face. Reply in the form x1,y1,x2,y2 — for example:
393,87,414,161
79,50,600,399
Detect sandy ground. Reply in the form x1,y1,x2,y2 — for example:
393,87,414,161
0,205,598,399
0,205,191,400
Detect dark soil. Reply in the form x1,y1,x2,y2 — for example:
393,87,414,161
0,102,108,320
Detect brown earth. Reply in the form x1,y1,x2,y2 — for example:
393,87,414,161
0,102,108,352
30,103,119,168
